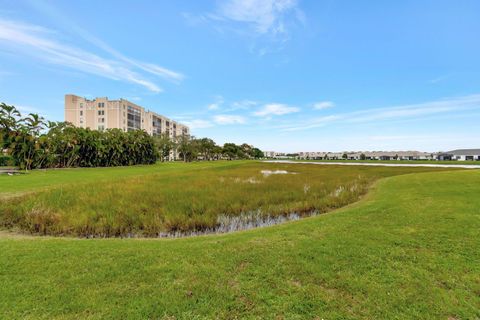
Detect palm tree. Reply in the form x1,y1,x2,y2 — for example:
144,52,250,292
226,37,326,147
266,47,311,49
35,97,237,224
0,103,20,131
23,113,45,136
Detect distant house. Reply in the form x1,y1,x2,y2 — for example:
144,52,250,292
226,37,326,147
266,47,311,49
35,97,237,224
264,151,276,158
296,151,434,161
297,152,327,160
264,151,291,159
348,153,362,160
436,153,453,161
363,151,433,161
438,149,480,161
325,152,343,160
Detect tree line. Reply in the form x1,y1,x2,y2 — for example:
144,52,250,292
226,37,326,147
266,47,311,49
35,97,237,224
157,135,263,162
1,103,264,169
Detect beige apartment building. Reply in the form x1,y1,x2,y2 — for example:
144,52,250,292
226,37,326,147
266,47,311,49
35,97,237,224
64,94,189,140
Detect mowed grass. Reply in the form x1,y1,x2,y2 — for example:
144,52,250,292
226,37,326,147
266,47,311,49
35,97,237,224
0,166,479,319
1,162,448,237
0,161,230,194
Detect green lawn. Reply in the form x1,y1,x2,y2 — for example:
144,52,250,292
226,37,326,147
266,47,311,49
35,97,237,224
0,161,230,194
0,163,479,319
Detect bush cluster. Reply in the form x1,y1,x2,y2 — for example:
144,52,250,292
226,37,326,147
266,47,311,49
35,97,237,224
0,155,13,166
1,103,157,170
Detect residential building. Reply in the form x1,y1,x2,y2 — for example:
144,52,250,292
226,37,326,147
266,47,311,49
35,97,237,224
297,151,434,161
438,149,480,161
64,94,189,139
298,151,327,160
363,151,434,161
264,151,290,159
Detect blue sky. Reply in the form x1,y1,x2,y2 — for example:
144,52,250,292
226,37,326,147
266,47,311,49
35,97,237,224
0,0,479,152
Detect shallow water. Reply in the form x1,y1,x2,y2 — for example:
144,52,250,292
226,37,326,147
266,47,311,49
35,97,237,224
153,210,318,238
261,169,296,177
92,210,318,239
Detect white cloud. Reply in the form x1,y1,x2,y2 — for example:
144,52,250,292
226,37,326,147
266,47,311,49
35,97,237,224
313,101,335,110
254,103,300,117
228,100,258,111
429,75,449,84
218,0,301,36
207,95,224,111
135,63,184,82
25,0,184,84
183,119,213,129
213,114,246,125
186,0,305,54
0,18,183,93
281,94,480,131
207,103,220,110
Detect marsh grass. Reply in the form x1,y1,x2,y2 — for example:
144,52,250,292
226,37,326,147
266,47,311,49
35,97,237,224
0,162,448,237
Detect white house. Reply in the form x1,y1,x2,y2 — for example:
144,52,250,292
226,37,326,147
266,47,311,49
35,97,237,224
440,149,480,161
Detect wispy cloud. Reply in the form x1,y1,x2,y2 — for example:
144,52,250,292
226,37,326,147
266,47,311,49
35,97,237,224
281,94,480,131
0,70,14,79
218,0,302,36
182,119,214,129
0,18,183,93
429,75,450,84
313,101,335,110
185,0,305,55
207,95,224,110
213,114,246,125
179,113,247,129
207,103,220,111
207,98,258,112
254,103,300,117
228,100,258,111
26,0,184,84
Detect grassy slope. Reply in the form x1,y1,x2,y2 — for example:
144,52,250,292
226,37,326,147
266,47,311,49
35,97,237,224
0,169,479,319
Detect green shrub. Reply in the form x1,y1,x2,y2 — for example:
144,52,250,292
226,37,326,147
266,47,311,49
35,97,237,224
0,155,13,166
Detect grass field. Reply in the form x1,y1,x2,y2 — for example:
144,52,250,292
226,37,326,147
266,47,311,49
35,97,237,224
0,162,479,319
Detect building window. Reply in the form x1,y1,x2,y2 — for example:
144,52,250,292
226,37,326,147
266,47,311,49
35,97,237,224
80,103,83,108
98,102,105,108
99,117,105,123
98,125,104,131
127,106,141,130
80,110,83,116
98,110,104,116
